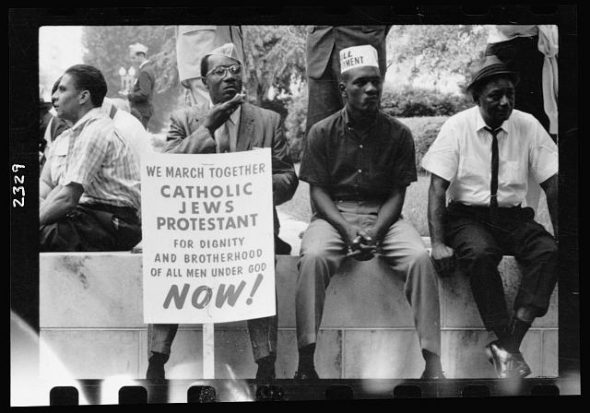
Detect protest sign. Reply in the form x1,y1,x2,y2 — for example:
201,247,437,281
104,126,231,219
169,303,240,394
141,149,275,323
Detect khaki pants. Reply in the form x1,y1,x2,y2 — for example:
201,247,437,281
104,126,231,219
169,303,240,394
296,201,441,355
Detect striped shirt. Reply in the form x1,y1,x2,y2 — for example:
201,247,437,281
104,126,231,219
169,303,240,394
53,108,141,210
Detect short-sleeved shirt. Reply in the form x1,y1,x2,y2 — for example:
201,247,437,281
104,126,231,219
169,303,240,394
299,108,417,202
49,108,141,210
421,106,557,207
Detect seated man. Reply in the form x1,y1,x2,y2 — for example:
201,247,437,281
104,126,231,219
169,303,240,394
146,43,298,381
40,64,142,252
295,45,444,380
422,55,558,378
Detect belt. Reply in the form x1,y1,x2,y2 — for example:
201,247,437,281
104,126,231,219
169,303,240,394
81,203,139,223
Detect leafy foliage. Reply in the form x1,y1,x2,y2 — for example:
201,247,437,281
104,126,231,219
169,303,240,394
284,84,308,163
82,26,179,132
387,25,489,91
397,116,449,174
381,87,473,117
242,26,307,105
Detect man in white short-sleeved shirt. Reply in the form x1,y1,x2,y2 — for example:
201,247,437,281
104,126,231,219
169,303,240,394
422,55,558,379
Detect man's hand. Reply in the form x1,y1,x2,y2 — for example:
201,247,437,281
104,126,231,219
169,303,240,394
118,91,128,98
203,93,246,133
344,226,377,261
431,243,455,277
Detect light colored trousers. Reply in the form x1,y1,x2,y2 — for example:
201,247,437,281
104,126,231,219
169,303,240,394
296,200,441,355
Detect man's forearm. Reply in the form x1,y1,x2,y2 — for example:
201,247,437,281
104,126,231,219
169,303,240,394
39,185,81,226
541,174,558,237
165,125,216,154
371,187,405,242
272,171,298,206
428,179,449,246
310,185,350,237
40,195,74,225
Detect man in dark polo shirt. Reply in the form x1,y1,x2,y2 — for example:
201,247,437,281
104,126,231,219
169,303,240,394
295,45,444,380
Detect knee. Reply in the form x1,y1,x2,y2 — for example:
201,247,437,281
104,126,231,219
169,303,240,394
531,238,558,263
406,249,432,267
298,248,331,268
462,244,501,265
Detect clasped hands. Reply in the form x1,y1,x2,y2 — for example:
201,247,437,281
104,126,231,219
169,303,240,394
344,226,379,262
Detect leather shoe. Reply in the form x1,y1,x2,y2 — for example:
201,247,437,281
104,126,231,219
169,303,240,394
510,351,532,378
294,367,319,380
486,340,533,379
486,340,512,378
420,368,446,379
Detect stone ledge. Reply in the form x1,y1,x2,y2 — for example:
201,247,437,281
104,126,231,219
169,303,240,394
40,252,557,329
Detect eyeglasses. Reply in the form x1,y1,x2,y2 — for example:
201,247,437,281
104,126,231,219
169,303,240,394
206,64,242,78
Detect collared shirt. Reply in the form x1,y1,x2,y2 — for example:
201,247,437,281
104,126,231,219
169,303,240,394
214,105,241,153
299,108,417,202
101,99,153,163
139,59,151,70
421,106,558,207
51,107,141,210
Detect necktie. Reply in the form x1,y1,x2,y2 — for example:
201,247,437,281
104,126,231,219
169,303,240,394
215,121,231,153
484,127,501,209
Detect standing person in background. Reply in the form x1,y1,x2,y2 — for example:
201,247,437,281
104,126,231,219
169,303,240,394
305,26,391,135
121,43,156,130
40,77,71,170
175,25,244,111
485,25,558,215
485,25,558,137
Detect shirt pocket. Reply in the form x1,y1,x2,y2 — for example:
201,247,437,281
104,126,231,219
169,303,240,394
459,155,486,181
501,160,526,185
51,138,69,185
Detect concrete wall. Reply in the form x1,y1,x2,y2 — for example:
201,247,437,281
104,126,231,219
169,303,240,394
39,251,557,380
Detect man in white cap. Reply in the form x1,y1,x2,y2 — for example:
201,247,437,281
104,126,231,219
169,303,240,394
146,43,298,381
305,26,391,135
295,45,444,380
423,55,558,379
120,42,156,130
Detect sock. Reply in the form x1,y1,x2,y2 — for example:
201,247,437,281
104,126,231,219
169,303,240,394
505,318,532,353
256,353,276,375
422,349,443,373
149,351,168,365
298,343,316,371
493,324,511,347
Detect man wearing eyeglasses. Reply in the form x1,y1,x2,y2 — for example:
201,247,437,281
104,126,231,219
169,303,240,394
146,43,298,381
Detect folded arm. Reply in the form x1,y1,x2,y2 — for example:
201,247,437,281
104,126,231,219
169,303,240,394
39,183,84,226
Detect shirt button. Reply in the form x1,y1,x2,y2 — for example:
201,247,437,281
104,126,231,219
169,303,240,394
358,169,362,173
359,144,363,149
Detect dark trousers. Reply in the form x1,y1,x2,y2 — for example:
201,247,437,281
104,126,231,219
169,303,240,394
306,50,344,136
148,253,285,363
40,203,141,252
140,115,151,130
486,36,550,134
445,203,558,332
148,314,278,363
